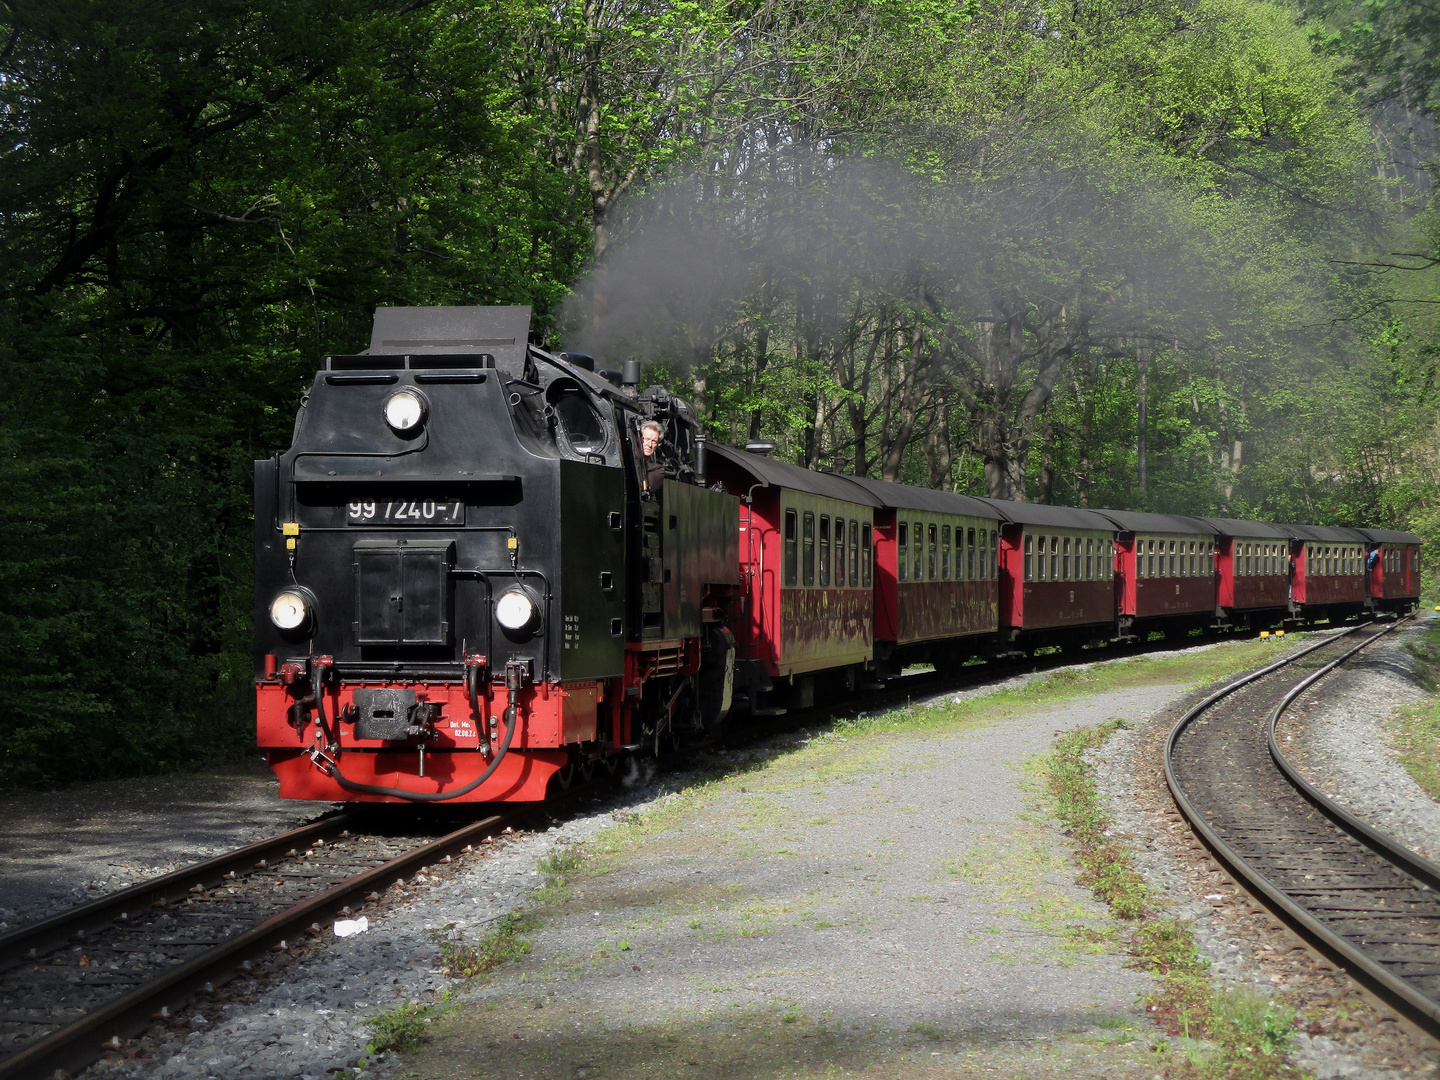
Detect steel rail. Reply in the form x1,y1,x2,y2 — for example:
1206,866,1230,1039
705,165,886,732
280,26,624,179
1164,617,1440,1036
0,809,519,1080
0,813,358,968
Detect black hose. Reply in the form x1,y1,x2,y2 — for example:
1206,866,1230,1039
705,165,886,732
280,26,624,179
322,682,519,802
467,662,482,724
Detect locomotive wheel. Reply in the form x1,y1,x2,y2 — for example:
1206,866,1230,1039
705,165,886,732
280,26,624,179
553,762,576,791
579,759,596,783
602,754,620,776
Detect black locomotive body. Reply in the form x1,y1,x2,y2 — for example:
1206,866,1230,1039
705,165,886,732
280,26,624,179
255,306,739,802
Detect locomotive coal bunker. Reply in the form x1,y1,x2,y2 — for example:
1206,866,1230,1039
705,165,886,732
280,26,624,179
255,305,740,802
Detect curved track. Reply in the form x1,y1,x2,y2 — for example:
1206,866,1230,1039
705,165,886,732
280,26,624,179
0,808,527,1080
1167,617,1440,1036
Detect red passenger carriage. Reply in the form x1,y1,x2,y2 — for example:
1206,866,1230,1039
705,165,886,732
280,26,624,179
707,446,882,710
844,476,1002,674
1282,524,1369,623
1092,510,1218,638
1198,517,1291,629
1356,528,1424,614
985,502,1118,653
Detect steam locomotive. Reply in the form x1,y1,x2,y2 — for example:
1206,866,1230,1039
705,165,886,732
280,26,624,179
254,305,1423,804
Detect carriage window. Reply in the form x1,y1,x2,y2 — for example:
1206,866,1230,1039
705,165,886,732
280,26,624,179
1060,536,1070,581
942,525,951,579
1049,535,1057,581
835,518,847,586
1146,539,1155,579
898,521,908,582
1085,537,1094,580
803,513,816,586
818,516,831,587
1036,536,1046,581
968,528,976,579
784,510,798,587
849,521,860,585
1024,534,1033,581
928,524,937,580
913,521,924,581
862,523,873,587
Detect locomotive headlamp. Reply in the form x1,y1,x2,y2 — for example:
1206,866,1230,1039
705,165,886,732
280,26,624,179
384,389,427,433
270,590,310,631
495,588,538,632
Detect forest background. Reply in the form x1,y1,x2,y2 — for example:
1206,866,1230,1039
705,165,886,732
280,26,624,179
2,0,1438,784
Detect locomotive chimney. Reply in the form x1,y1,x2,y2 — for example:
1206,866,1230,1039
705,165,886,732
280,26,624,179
621,358,642,388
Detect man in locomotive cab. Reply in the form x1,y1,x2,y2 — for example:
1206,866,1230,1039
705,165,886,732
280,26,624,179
640,419,666,494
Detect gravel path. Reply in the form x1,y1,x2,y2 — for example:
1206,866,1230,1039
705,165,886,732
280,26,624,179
400,684,1180,1080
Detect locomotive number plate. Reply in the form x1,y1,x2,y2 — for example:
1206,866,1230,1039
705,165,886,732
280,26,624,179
347,500,464,525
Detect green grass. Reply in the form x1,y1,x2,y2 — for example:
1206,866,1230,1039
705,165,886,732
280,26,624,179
435,911,533,979
1045,720,1306,1080
363,998,445,1054
1395,619,1440,799
829,634,1301,743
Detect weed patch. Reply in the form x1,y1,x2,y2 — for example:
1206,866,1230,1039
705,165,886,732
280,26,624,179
533,840,589,904
1046,720,1305,1079
363,998,445,1054
436,912,533,979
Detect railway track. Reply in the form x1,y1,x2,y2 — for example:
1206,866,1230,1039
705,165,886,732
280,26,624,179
1166,616,1440,1038
0,806,533,1080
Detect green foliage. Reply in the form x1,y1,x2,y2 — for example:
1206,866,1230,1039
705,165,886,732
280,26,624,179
364,1000,443,1055
0,0,589,784
436,912,534,979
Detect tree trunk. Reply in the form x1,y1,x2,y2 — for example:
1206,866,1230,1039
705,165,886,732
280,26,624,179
880,316,926,482
1037,419,1055,505
925,397,954,489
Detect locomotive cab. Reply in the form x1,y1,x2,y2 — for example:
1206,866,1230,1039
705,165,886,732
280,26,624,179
254,306,738,803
